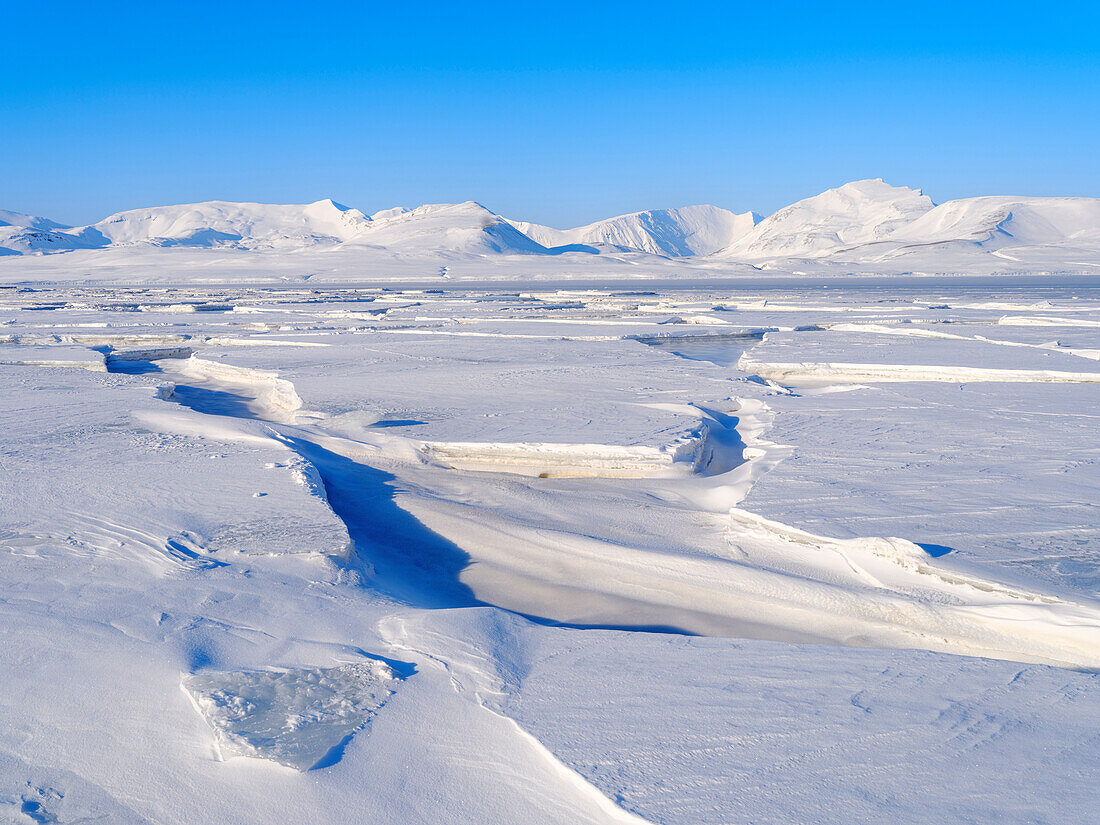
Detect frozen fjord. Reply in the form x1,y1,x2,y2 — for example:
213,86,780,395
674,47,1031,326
0,282,1098,824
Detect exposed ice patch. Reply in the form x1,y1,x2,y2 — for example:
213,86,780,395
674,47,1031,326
420,440,698,478
419,405,746,479
104,346,193,364
183,660,398,771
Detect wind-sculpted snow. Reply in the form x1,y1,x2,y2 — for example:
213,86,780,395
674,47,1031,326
111,353,307,423
2,283,1099,824
107,340,1100,667
397,468,1100,667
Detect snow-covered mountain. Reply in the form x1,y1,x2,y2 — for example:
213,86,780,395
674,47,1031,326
0,209,91,255
351,201,550,256
507,205,759,257
871,196,1100,254
0,209,70,232
2,183,1098,272
714,179,935,260
69,199,374,249
4,199,550,257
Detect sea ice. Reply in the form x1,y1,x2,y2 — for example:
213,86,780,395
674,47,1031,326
2,280,1098,824
183,660,398,771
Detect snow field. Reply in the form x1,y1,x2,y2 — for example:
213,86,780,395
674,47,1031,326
0,282,1098,824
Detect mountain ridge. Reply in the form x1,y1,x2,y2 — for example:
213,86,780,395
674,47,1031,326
507,205,760,257
3,181,1098,270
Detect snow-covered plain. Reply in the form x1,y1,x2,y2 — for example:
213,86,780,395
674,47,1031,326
1,263,1099,823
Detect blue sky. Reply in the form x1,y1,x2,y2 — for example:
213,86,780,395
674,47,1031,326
3,2,1098,227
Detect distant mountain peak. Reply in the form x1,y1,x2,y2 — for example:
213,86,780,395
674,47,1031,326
0,209,71,232
507,204,759,257
714,179,934,259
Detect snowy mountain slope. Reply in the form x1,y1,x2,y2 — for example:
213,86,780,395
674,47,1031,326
0,209,70,232
370,206,412,221
350,201,551,255
508,205,759,256
867,196,1100,255
0,225,90,255
0,200,551,258
68,198,373,250
715,179,934,260
0,210,87,255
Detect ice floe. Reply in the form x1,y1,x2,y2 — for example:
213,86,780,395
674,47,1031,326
183,661,398,771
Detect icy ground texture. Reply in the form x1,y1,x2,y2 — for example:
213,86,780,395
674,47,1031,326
184,661,398,770
0,281,1098,823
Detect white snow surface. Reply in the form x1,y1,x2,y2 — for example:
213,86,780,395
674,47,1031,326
1,280,1098,824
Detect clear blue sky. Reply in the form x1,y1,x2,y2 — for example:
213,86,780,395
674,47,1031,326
3,2,1098,227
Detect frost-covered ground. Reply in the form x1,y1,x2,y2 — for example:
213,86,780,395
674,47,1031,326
1,280,1098,824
